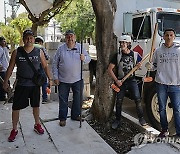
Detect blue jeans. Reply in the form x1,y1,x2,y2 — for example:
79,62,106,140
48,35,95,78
42,78,48,100
116,79,143,120
156,83,180,135
40,66,48,100
58,80,84,120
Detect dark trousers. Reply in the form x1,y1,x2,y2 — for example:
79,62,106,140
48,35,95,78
116,79,144,120
42,78,48,100
58,80,84,120
0,72,6,100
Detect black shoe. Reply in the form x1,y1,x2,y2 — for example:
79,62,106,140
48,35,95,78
139,117,147,126
42,99,48,104
158,130,169,138
112,120,121,129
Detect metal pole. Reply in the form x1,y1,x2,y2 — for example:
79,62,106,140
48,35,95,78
4,1,7,25
11,5,16,19
79,30,83,128
53,21,56,42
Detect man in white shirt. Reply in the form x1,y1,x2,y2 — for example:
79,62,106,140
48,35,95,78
52,30,91,127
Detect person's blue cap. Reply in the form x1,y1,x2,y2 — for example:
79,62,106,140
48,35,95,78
23,29,34,38
65,30,75,35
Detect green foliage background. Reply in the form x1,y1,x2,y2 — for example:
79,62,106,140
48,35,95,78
56,0,95,43
0,12,32,51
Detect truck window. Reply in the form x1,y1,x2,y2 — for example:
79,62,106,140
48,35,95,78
123,13,133,34
157,12,180,37
132,16,151,40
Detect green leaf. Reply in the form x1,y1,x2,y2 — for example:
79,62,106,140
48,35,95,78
55,0,95,43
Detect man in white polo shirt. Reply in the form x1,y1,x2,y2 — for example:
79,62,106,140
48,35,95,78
52,30,91,127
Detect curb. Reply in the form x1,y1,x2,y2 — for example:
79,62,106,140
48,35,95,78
122,111,159,134
122,111,180,151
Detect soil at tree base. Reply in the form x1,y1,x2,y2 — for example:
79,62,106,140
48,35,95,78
87,115,141,154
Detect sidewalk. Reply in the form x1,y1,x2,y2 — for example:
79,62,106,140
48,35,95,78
129,143,179,154
1,100,180,154
123,112,180,154
0,101,116,154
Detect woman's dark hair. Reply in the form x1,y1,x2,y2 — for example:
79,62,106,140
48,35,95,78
127,42,131,49
0,36,5,42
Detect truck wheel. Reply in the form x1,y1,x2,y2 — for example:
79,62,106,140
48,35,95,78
145,87,174,131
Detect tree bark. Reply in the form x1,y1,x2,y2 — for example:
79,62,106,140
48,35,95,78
31,23,38,36
91,0,117,122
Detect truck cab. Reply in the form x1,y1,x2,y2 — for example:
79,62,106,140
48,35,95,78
123,7,180,131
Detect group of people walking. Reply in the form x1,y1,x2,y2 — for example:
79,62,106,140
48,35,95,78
0,27,179,143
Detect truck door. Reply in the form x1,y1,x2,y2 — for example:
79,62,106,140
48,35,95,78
131,14,152,77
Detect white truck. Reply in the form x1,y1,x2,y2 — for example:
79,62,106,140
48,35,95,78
111,0,180,131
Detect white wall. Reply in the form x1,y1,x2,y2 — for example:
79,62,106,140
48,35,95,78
45,20,63,42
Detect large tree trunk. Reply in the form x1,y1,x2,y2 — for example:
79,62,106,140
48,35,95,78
91,0,117,122
10,42,15,54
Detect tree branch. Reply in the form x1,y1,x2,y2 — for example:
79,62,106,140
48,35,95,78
109,0,117,12
19,0,73,28
39,0,65,20
19,0,38,22
38,0,73,26
57,0,73,14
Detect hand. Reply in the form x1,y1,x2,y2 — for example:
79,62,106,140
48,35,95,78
3,82,10,92
80,54,85,61
54,79,60,85
116,80,122,87
48,80,53,87
145,62,153,70
137,62,142,68
46,86,51,94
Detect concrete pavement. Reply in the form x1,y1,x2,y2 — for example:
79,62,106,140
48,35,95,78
129,143,179,154
1,101,180,154
123,112,180,154
0,101,116,154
